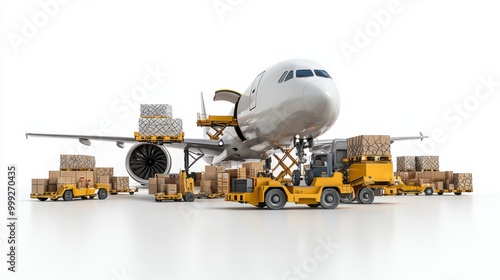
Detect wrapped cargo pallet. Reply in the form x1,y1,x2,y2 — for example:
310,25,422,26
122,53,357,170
138,118,183,136
397,156,415,171
415,156,439,171
453,173,473,191
346,135,391,157
93,167,114,184
60,155,96,170
140,104,173,118
112,176,129,192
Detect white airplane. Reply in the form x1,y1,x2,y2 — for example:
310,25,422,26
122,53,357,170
26,58,423,184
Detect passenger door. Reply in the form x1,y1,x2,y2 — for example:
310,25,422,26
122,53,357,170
249,71,264,110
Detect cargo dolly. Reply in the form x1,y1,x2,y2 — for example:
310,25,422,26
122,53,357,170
30,183,110,201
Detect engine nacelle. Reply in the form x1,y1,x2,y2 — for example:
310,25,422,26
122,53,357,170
125,143,172,184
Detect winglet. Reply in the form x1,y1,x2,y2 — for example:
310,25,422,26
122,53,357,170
200,92,209,137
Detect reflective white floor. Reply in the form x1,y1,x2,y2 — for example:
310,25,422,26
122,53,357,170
2,189,498,280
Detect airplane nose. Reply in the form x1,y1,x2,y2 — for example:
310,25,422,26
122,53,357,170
303,80,335,118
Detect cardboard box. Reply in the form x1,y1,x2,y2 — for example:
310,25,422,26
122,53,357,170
148,178,157,194
48,184,58,192
60,170,77,179
112,176,129,191
435,181,444,190
57,176,75,184
447,183,454,190
158,184,168,193
98,175,110,184
347,135,391,157
166,184,177,195
205,165,217,181
200,180,213,193
453,173,473,191
60,154,96,170
397,156,415,171
238,167,246,179
49,171,61,184
32,178,48,194
242,162,263,177
415,156,439,171
216,166,226,173
93,167,114,184
444,171,454,179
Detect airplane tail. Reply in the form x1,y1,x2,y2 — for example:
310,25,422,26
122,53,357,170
200,92,210,138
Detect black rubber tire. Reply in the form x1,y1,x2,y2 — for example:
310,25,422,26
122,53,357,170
307,204,319,208
320,189,340,209
438,192,443,195
63,190,73,201
415,193,419,195
292,170,301,186
98,188,108,200
357,187,374,204
454,192,462,196
129,192,134,195
89,196,95,199
110,192,118,195
37,197,48,201
424,187,433,196
50,198,58,201
340,193,354,204
264,189,286,210
305,169,315,186
184,192,195,202
81,196,88,200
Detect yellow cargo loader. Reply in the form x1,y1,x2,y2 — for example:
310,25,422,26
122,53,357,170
225,174,354,210
30,183,110,201
109,187,138,195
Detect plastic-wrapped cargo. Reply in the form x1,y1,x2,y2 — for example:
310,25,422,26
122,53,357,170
60,155,96,170
140,104,173,118
347,135,391,157
415,156,439,171
111,176,129,191
93,167,114,184
138,118,183,136
397,156,415,171
453,173,473,191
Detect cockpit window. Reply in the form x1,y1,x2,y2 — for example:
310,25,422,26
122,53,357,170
314,69,331,78
284,70,294,82
278,71,288,83
296,69,314,78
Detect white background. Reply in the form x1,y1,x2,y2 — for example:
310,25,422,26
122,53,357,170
1,1,499,279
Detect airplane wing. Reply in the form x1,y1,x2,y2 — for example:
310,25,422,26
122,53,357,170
310,133,428,154
25,132,226,156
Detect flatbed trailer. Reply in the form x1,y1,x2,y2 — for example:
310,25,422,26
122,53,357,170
30,183,110,201
109,187,138,195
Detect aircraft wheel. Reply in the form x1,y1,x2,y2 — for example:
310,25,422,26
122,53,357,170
320,189,340,209
63,190,73,201
292,170,301,186
305,169,315,186
98,188,108,200
265,189,286,210
357,187,374,204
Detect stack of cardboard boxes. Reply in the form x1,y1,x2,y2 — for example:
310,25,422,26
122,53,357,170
148,174,179,195
138,104,183,137
111,176,129,192
395,155,473,191
347,135,391,157
93,167,114,188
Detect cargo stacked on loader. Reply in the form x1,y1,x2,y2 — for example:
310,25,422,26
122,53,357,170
135,104,184,143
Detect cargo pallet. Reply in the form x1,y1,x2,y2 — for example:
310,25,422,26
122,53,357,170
344,155,392,163
154,192,184,201
195,192,225,199
59,168,94,171
109,187,138,195
134,131,184,144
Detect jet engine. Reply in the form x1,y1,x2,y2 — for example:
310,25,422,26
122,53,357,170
125,143,171,184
